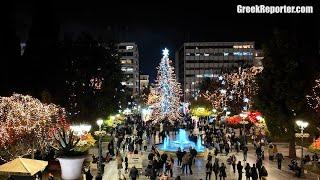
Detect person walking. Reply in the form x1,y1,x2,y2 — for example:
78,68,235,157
206,160,213,180
116,153,123,178
243,146,248,161
237,161,243,180
129,166,139,180
213,159,220,180
251,164,258,180
219,163,227,180
276,152,284,170
256,157,262,178
187,151,193,175
259,166,268,180
245,163,251,180
176,148,183,166
231,154,237,173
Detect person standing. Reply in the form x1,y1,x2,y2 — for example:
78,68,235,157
231,154,237,173
182,152,189,174
176,148,183,166
213,159,220,180
276,152,284,170
251,164,258,180
219,163,227,180
190,147,198,164
237,161,243,180
187,152,193,175
116,153,123,178
268,143,274,161
259,166,268,180
256,157,262,178
243,146,248,161
245,163,251,180
207,152,213,162
143,138,148,151
206,160,213,180
129,166,139,180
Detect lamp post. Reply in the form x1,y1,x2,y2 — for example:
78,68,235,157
295,120,309,177
240,112,248,145
96,119,104,179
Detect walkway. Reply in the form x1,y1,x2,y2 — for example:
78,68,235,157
100,132,320,180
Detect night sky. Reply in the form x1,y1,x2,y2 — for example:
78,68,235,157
13,1,320,81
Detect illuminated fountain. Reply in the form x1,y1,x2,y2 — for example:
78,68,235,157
157,129,205,152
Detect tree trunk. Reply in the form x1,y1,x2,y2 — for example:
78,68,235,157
289,134,296,158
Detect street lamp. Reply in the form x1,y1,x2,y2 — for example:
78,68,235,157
296,120,309,177
240,112,249,145
95,118,105,179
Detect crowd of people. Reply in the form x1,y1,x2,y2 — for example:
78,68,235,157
89,114,319,180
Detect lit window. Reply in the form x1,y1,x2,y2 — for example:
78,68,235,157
196,75,203,78
126,45,134,50
121,67,134,72
204,74,213,78
223,52,229,56
204,53,209,56
195,53,200,56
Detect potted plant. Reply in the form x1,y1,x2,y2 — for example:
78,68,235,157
53,128,95,180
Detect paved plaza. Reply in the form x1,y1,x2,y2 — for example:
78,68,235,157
96,132,319,180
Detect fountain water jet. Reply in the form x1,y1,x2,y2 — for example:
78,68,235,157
157,129,205,152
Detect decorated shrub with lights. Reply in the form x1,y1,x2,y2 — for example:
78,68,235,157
226,115,242,125
309,138,320,153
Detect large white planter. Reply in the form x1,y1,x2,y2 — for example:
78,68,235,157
57,156,85,180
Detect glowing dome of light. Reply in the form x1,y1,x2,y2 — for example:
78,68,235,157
157,129,205,152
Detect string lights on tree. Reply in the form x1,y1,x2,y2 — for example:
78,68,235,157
0,94,68,162
306,78,320,112
203,66,263,115
148,48,182,122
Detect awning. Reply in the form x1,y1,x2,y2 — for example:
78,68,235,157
0,157,48,176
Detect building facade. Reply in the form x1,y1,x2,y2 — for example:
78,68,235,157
175,42,255,101
253,49,264,67
117,42,140,96
140,75,149,91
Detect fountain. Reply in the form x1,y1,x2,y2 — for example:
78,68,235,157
157,129,205,153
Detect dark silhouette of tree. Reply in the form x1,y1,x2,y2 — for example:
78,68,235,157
60,33,128,123
254,29,318,158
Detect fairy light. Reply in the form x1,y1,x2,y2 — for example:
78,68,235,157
306,78,320,112
0,94,68,162
203,66,263,114
147,48,182,122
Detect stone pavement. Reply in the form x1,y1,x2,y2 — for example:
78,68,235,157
101,145,319,180
98,132,320,180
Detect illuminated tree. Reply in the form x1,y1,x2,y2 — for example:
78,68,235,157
202,66,262,115
0,94,68,162
306,78,320,112
148,48,182,122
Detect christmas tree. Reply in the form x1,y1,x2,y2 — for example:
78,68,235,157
148,48,182,122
